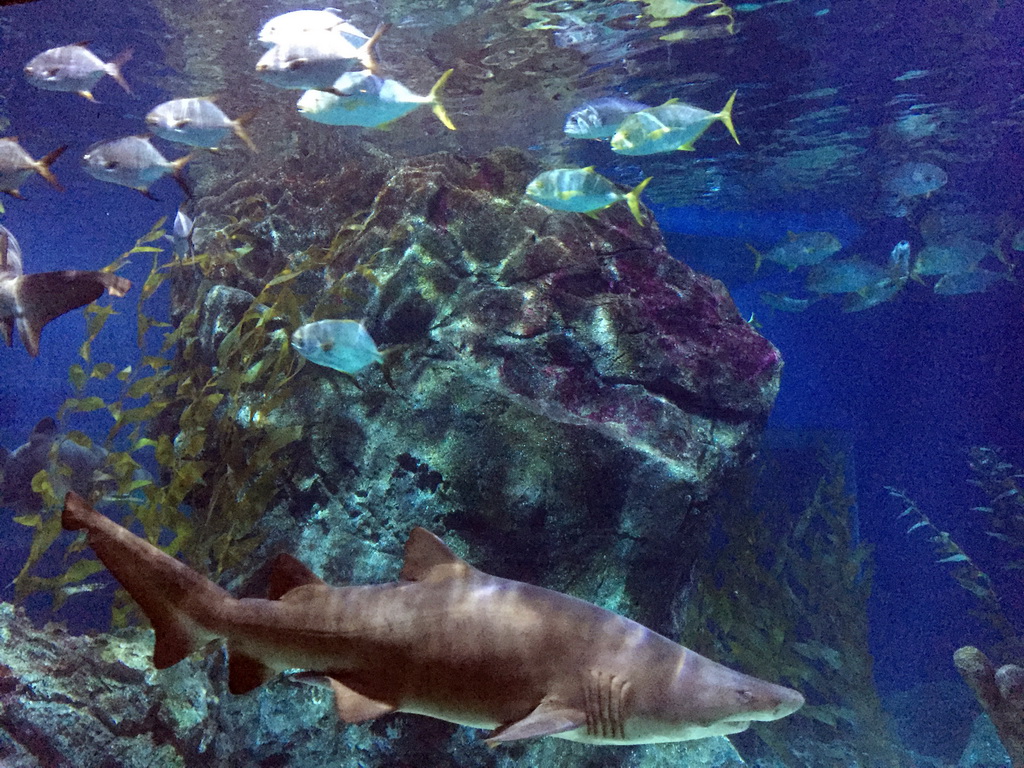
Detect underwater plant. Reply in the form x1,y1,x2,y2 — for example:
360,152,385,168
12,214,380,620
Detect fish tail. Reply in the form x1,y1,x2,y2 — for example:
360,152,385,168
62,492,230,669
718,90,739,145
428,68,456,131
232,109,260,153
360,23,391,74
745,243,763,273
106,47,133,94
624,176,652,227
34,144,68,192
170,154,193,198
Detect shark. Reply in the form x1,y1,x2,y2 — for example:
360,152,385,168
62,492,805,746
0,223,131,357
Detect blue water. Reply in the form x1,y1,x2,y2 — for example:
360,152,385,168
1,0,1022,764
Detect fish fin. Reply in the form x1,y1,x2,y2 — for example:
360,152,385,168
267,553,326,600
15,271,107,356
0,317,13,347
138,188,160,202
170,154,193,198
34,144,68,192
675,143,695,151
624,176,652,226
231,109,260,153
717,90,739,144
62,492,225,669
745,243,764,273
661,97,679,106
227,647,276,694
172,118,192,129
77,90,97,103
3,188,25,199
327,677,397,722
649,127,670,140
106,47,133,94
428,68,456,130
399,527,474,582
359,22,390,74
484,697,585,744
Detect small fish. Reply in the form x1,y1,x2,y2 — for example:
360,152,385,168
883,161,947,199
82,136,191,199
913,238,989,277
758,292,820,312
0,224,131,356
297,69,455,130
564,97,650,140
610,92,739,156
164,208,195,260
841,278,904,312
255,25,387,90
145,98,257,152
0,138,67,197
258,9,370,48
525,167,651,226
24,42,131,102
933,268,1005,295
746,231,842,272
806,259,889,294
291,319,383,374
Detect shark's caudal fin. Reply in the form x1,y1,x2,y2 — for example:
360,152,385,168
62,492,228,668
11,271,131,356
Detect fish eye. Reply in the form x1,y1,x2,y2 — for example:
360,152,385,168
103,160,119,170
321,341,335,352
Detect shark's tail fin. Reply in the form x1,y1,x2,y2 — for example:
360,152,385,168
62,492,229,669
14,270,131,356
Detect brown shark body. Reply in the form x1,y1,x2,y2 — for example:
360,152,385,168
62,492,805,745
0,224,130,356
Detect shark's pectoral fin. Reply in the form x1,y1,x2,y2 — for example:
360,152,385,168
227,647,276,694
484,696,585,744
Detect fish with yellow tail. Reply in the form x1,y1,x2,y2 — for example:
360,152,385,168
61,492,805,745
23,42,132,102
297,69,455,130
0,138,67,197
611,91,739,155
526,168,651,226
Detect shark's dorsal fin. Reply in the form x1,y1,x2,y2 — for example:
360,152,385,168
267,552,326,600
399,527,474,582
484,695,586,744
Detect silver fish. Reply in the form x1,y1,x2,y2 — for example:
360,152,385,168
291,319,383,374
258,9,370,48
255,25,387,90
564,97,649,140
747,231,842,272
759,292,820,312
913,238,989,277
933,269,1005,295
297,69,455,130
164,208,195,260
0,224,131,356
611,92,739,156
82,136,191,198
806,259,889,294
0,138,66,197
23,42,131,102
145,98,257,152
884,161,947,199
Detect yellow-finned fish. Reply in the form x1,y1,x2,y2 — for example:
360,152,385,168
146,98,257,152
0,138,67,197
297,69,455,130
255,24,388,90
82,136,191,199
611,92,738,156
525,167,651,226
23,42,132,102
